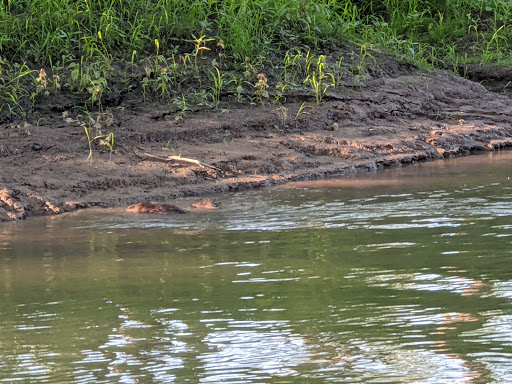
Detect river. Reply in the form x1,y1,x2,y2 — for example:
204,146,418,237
1,151,511,383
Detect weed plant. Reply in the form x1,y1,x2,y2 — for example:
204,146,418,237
63,111,114,163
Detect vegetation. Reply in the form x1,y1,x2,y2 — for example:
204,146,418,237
1,0,512,118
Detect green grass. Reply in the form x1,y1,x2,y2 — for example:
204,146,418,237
0,0,344,65
2,0,512,117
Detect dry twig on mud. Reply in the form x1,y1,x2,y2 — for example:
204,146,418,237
134,151,221,171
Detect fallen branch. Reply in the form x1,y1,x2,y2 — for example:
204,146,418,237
135,151,221,171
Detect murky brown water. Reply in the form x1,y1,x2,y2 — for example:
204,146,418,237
1,151,512,383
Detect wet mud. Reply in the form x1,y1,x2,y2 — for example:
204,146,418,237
1,66,512,222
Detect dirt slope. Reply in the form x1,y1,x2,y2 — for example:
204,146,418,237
1,68,512,222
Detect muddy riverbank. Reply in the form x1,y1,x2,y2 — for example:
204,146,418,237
2,67,512,222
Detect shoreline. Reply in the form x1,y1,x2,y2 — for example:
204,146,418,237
2,70,512,222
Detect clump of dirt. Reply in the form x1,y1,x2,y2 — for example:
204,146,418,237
1,63,512,222
462,63,512,95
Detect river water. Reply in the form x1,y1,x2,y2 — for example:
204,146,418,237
1,151,511,383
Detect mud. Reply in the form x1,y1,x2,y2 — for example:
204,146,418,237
2,66,512,222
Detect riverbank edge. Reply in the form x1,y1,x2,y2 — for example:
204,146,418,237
2,130,511,223
2,68,512,223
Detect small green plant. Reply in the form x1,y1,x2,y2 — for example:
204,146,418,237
140,55,179,102
501,81,511,95
0,59,35,116
187,34,214,87
228,75,252,103
172,94,189,120
304,50,315,78
484,25,507,62
87,76,108,107
156,63,176,101
283,49,303,86
63,111,114,164
236,83,244,101
209,67,224,107
82,120,106,164
294,102,314,128
304,55,335,105
189,34,214,68
68,56,112,107
164,138,183,154
141,76,150,102
295,102,314,121
357,43,377,73
273,82,287,104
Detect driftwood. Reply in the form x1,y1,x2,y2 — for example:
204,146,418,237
126,198,219,214
135,151,220,171
126,202,188,214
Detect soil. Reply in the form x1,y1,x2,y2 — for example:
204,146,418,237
2,58,512,222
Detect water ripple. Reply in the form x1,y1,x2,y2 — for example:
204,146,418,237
198,321,309,382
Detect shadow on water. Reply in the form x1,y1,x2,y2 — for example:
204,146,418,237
1,150,512,383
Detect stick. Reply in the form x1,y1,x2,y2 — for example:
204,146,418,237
135,151,221,171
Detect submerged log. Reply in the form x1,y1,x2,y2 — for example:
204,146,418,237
126,202,188,214
126,198,219,214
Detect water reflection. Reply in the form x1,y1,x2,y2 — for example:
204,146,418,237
199,320,308,382
316,338,480,383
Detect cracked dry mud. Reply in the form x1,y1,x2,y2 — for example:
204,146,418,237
1,68,512,222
